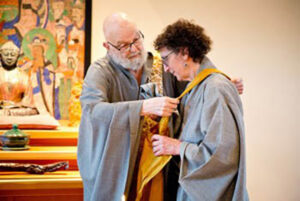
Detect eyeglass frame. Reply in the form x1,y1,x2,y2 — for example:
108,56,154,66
161,50,174,67
107,31,144,53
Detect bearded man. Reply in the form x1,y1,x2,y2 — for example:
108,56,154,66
77,13,179,201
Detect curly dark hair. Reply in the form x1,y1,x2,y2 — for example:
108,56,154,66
154,19,212,63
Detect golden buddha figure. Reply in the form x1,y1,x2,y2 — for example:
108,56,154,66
0,41,38,116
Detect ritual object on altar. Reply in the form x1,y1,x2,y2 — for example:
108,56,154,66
0,161,69,174
0,124,30,150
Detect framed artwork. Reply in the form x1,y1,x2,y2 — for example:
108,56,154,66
0,0,91,122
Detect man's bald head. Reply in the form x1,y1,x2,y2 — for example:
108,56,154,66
103,12,138,44
102,13,147,71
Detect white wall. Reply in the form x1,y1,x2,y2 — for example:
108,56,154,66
91,0,300,200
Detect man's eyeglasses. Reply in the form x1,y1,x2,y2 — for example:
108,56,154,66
161,51,174,67
108,31,144,53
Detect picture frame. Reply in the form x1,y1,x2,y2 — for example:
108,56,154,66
0,0,92,122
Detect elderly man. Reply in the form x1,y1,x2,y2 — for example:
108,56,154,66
77,13,243,201
77,13,179,201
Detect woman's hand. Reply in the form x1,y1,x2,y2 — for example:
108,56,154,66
151,135,181,156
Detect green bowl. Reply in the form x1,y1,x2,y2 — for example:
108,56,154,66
1,135,29,147
0,124,30,148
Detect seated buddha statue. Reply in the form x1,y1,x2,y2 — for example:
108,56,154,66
0,41,38,116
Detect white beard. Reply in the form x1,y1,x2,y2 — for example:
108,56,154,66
109,50,147,71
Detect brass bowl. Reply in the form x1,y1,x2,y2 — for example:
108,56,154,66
1,135,29,147
0,124,30,150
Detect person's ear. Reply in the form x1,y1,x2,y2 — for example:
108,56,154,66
103,42,109,50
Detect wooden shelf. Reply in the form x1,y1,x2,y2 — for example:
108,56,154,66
0,126,82,200
0,146,77,160
0,171,80,179
0,171,82,190
0,126,79,139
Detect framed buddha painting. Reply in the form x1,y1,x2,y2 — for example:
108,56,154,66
0,0,91,127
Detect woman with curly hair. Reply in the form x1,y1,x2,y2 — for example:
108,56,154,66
152,19,249,201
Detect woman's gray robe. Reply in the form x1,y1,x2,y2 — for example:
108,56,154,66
175,70,249,201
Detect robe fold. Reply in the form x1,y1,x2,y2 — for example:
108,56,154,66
174,68,248,201
77,55,153,201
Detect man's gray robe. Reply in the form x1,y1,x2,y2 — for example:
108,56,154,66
174,67,249,201
77,55,153,201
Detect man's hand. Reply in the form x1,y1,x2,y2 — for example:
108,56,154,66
151,135,181,156
141,97,179,117
231,78,244,95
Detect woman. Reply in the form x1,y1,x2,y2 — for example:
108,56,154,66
152,19,249,201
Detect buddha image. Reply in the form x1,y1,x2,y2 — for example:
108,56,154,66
25,36,61,119
0,40,38,116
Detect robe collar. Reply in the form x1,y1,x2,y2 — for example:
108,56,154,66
197,56,217,74
140,52,153,85
181,56,218,109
